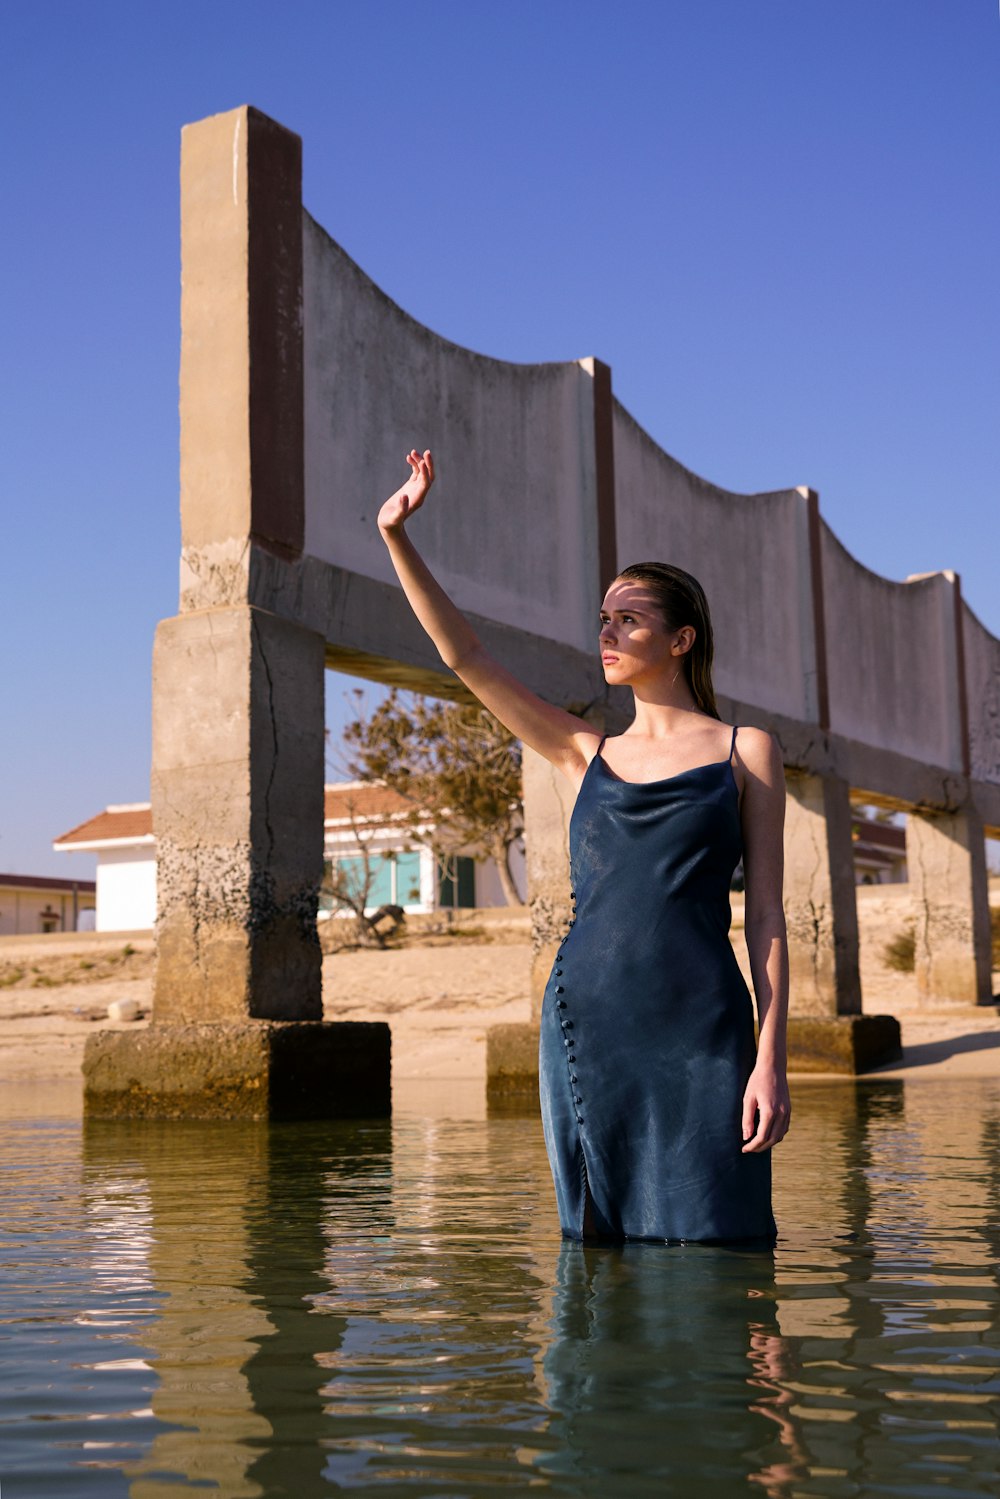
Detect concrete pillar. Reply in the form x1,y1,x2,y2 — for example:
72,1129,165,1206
151,605,326,1024
487,741,587,1105
783,770,862,1017
82,104,391,1117
908,803,993,1006
525,745,579,1024
780,769,902,1071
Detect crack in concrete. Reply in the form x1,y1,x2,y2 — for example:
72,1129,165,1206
909,817,934,990
252,613,278,872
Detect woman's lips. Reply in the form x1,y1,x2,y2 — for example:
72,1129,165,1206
602,654,619,662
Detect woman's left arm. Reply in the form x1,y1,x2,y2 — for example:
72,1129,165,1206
735,728,791,1153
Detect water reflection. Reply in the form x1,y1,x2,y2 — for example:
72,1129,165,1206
538,1240,791,1496
0,1078,997,1495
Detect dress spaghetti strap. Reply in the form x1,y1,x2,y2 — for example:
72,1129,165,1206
729,724,738,762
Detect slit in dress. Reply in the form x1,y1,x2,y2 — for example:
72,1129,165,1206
581,1147,599,1239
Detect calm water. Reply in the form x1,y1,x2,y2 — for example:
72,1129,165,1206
2,1077,999,1498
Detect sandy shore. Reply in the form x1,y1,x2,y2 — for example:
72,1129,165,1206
1,934,997,1092
0,938,533,1087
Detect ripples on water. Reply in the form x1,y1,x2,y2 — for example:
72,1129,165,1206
1,1078,999,1497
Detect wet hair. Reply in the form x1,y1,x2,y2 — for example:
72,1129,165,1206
613,561,721,720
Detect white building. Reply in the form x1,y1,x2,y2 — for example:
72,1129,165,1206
54,783,526,933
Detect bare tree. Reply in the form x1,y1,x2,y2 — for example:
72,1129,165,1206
327,685,525,908
319,784,412,949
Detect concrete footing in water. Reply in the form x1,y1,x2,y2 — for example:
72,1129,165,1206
783,1014,903,1074
486,1022,540,1110
83,1022,391,1120
485,1013,904,1109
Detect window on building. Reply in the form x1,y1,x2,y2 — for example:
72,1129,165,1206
323,850,424,912
395,850,422,905
437,854,476,908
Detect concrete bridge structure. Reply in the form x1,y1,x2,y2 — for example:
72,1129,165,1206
83,106,999,1117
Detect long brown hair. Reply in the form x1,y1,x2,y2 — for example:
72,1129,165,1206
614,561,721,720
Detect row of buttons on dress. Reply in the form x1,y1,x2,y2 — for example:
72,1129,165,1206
555,890,583,1124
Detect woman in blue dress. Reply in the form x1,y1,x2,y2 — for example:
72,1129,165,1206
378,449,791,1245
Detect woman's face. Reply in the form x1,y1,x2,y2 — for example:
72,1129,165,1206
598,580,694,686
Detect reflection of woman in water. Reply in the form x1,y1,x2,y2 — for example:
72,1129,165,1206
536,1242,809,1495
379,450,790,1244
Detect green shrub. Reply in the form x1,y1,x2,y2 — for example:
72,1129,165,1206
883,924,916,973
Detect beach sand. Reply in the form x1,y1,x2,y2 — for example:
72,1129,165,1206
1,932,997,1093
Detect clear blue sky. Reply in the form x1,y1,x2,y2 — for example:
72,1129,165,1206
2,0,998,879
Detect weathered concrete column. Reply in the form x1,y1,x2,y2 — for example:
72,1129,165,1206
782,769,900,1070
783,769,861,1016
908,802,993,1005
486,743,580,1106
85,601,391,1117
151,604,326,1024
524,748,579,1025
83,103,390,1117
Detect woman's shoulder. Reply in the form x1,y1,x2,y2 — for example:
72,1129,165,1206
732,725,784,787
732,724,776,753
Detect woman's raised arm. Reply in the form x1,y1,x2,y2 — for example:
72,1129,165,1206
377,449,599,781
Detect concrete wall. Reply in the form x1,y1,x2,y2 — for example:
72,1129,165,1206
302,217,601,654
822,529,964,772
613,402,819,724
963,597,1000,787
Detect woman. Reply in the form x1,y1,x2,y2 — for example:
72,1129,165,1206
378,448,791,1245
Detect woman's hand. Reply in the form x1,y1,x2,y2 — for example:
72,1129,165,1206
378,449,435,534
741,1063,791,1152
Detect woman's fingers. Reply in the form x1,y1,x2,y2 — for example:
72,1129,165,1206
742,1109,767,1151
741,1095,791,1152
742,1091,758,1142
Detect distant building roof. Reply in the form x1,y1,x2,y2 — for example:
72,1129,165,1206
54,784,422,850
54,805,155,847
0,872,96,893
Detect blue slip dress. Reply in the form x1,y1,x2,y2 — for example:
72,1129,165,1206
538,724,777,1245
